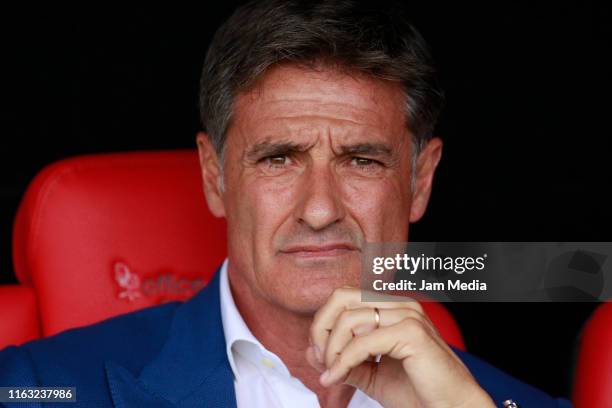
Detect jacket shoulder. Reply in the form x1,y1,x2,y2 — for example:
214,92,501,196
0,301,180,386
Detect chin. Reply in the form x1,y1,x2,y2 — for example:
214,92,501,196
273,285,337,316
262,259,362,315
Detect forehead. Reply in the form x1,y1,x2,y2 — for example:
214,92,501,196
230,63,408,143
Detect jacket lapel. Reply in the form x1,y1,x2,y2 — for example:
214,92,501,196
105,269,237,408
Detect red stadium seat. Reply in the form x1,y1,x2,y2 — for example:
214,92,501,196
0,285,40,346
573,301,612,408
1,150,464,351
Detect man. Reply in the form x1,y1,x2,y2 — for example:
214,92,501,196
0,1,572,407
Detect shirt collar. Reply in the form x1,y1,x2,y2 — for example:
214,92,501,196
219,258,289,380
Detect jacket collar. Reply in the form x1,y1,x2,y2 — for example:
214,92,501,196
104,269,237,408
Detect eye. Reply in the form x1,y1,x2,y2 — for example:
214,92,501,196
347,156,386,176
261,154,291,168
351,157,381,168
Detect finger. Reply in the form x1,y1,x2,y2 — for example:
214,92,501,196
310,287,424,362
320,317,433,387
324,307,428,368
323,308,375,368
339,360,379,393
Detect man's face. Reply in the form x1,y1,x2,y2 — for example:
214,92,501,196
198,63,441,315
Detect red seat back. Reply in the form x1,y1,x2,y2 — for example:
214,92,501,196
0,285,40,346
12,150,227,337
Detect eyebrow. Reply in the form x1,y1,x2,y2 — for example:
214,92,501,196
337,143,393,157
244,140,394,162
244,140,311,162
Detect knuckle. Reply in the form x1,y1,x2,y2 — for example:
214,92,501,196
338,309,352,321
401,317,427,338
402,308,423,321
336,311,351,331
330,287,345,301
335,286,357,298
402,300,423,313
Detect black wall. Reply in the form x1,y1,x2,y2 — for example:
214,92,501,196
1,1,610,399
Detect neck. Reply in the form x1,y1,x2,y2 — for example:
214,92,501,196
228,267,355,408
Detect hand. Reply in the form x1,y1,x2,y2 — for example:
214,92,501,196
306,287,496,408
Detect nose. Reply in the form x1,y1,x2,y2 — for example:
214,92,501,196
294,163,346,231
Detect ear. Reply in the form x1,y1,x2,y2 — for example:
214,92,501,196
196,131,226,218
409,137,443,223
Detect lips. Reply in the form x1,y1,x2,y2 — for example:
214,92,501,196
280,243,358,258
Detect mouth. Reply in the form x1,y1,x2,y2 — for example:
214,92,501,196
279,243,359,258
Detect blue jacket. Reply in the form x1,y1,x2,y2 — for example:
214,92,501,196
0,269,572,408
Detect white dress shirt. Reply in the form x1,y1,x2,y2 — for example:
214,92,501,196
219,259,383,408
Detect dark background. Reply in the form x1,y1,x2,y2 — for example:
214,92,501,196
1,1,610,400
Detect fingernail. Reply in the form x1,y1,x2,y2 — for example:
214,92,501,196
314,345,323,363
320,369,331,386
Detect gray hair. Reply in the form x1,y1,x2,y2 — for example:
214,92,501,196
199,0,444,190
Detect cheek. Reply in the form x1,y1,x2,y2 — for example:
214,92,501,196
250,178,297,235
225,175,298,254
342,176,412,241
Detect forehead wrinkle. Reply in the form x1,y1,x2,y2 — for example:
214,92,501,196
234,96,377,140
269,114,380,130
248,63,402,106
252,99,390,127
235,105,408,161
242,109,389,144
231,64,409,158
